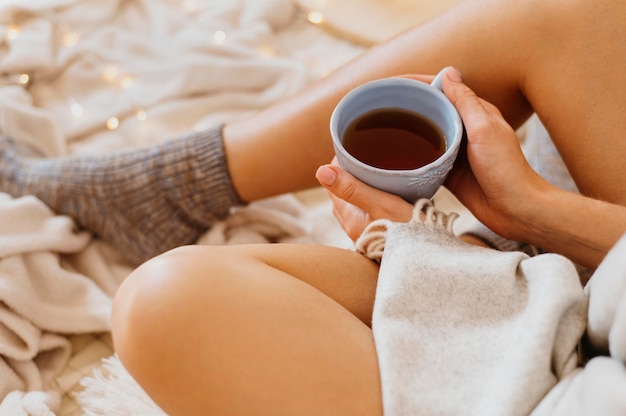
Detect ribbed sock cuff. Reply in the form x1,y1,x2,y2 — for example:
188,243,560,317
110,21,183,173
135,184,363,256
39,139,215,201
163,125,245,225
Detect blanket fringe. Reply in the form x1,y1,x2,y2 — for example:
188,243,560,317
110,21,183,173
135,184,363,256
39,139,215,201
356,198,458,263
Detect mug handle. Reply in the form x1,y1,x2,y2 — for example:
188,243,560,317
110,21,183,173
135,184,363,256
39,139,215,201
430,68,448,92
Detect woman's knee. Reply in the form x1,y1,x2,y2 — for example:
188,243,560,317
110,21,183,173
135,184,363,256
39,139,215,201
111,245,237,375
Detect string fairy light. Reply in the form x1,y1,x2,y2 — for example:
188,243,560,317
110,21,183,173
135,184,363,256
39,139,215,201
257,42,275,58
102,65,120,83
68,99,84,118
3,2,342,135
0,72,33,88
1,13,155,133
183,0,203,13
2,21,33,88
212,30,227,45
106,116,120,130
136,109,147,121
5,24,19,40
307,11,324,25
62,30,80,47
120,75,134,90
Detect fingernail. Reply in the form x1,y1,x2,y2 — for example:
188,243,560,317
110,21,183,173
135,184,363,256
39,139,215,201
445,67,462,82
315,165,338,186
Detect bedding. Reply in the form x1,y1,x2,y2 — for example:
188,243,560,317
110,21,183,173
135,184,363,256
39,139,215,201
0,0,624,415
0,1,362,414
357,199,626,416
296,0,462,45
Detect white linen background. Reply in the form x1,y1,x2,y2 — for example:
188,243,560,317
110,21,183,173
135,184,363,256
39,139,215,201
0,0,362,414
2,1,626,415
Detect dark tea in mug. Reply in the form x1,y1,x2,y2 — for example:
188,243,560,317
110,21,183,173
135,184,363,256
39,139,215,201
342,108,446,170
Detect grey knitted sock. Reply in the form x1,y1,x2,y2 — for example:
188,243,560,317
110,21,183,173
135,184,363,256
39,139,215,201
0,126,244,264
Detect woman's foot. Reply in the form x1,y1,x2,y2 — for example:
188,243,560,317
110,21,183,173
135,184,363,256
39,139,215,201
0,127,244,264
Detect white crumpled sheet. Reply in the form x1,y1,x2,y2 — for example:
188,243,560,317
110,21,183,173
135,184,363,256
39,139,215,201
0,0,362,414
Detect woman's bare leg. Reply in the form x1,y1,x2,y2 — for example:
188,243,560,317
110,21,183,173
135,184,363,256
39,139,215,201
519,0,626,203
111,244,382,416
226,0,626,204
2,0,624,264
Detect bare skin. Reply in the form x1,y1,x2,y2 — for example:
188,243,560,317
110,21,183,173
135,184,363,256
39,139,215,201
113,0,626,414
112,244,382,416
318,71,626,269
225,0,626,207
112,72,626,415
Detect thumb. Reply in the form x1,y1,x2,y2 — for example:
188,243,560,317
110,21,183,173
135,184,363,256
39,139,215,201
315,163,413,222
315,164,365,207
441,66,510,144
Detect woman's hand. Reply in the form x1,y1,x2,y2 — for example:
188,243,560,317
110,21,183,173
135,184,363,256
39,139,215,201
314,74,436,241
315,68,549,244
440,67,552,242
317,68,626,268
315,160,413,242
441,67,626,269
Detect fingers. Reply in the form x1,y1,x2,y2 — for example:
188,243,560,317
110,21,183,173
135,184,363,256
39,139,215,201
315,164,413,239
441,67,513,143
440,67,548,230
317,164,412,217
316,164,364,211
441,66,486,113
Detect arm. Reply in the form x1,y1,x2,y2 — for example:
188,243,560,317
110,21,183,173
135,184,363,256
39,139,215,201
513,186,626,269
317,68,626,269
443,68,626,269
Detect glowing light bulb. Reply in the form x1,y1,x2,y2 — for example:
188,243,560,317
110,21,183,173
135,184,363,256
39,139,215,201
320,69,331,78
67,97,84,118
6,25,19,40
307,11,324,24
102,65,120,83
183,0,201,12
257,43,275,58
70,102,84,118
120,76,134,89
136,109,147,121
106,117,120,130
63,31,80,47
18,74,30,85
212,30,226,45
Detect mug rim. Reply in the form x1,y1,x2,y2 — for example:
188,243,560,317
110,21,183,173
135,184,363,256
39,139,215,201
330,77,463,176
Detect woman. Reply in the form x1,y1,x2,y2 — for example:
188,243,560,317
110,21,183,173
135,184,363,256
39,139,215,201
109,0,626,414
1,0,624,267
2,0,626,413
110,66,625,415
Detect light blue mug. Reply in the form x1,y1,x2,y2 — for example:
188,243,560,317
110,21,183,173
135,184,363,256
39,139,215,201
330,69,463,203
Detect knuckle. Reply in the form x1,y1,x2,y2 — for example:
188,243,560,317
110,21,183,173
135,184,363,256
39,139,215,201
451,84,477,103
336,179,359,202
471,118,493,136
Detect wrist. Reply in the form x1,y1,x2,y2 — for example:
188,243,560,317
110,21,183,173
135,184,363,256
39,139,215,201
507,180,623,269
500,176,558,246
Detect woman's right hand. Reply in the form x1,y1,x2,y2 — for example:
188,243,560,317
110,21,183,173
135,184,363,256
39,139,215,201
315,159,414,242
440,67,552,243
442,67,626,269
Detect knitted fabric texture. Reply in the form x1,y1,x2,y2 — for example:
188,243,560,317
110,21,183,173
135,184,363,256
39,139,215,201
0,126,243,264
356,199,587,416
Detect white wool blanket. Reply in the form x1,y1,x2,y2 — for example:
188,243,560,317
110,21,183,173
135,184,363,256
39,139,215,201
0,0,362,414
356,200,626,416
74,199,626,416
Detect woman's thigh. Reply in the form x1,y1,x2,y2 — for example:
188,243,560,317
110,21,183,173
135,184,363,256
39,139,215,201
520,0,626,203
112,243,383,416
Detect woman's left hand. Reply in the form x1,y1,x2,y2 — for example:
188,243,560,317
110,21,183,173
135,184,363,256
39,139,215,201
315,159,413,241
315,74,434,241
